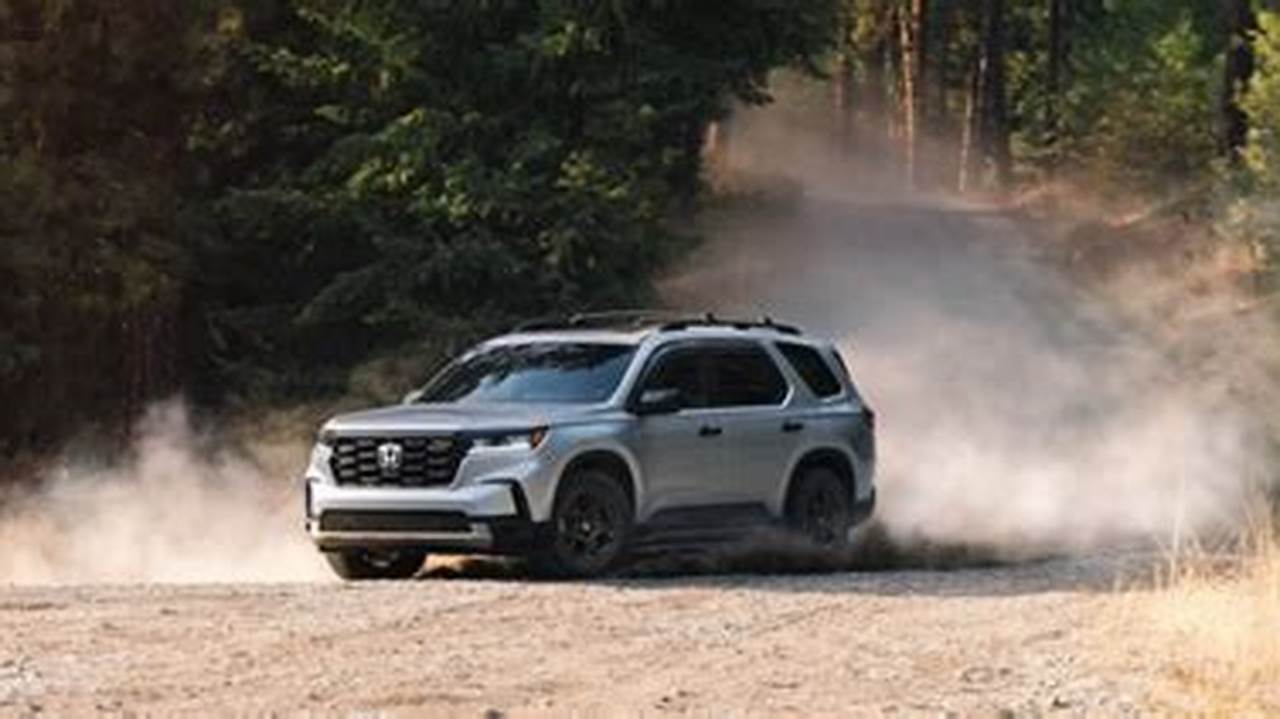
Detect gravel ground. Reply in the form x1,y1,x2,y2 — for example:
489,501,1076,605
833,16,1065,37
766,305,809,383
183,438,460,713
0,554,1181,716
0,119,1243,716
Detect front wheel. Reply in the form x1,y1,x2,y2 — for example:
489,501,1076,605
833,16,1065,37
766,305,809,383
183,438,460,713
533,469,633,578
785,465,855,551
325,548,426,581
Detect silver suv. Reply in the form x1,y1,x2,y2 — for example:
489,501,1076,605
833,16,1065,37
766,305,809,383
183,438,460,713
303,313,876,579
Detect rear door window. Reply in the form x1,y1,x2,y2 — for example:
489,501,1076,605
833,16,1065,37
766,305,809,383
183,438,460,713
777,342,842,399
705,345,788,408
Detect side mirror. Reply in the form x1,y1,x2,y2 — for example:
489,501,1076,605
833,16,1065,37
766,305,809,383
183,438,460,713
402,388,425,405
632,387,684,416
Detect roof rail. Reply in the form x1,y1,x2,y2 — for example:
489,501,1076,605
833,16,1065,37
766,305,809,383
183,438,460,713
514,310,684,333
513,310,803,336
659,313,803,336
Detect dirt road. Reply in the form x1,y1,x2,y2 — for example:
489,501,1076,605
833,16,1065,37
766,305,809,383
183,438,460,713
1,117,1258,714
1,554,1177,715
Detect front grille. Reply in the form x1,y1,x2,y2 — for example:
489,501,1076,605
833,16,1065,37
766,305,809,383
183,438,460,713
319,510,472,533
329,435,471,487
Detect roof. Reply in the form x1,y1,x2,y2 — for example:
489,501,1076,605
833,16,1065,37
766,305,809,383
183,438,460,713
489,311,809,346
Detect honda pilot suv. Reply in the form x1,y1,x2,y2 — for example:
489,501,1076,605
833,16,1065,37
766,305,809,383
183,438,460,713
303,313,876,580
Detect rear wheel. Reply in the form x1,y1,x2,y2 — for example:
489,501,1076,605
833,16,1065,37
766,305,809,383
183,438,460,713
533,469,633,578
785,465,855,550
325,548,426,581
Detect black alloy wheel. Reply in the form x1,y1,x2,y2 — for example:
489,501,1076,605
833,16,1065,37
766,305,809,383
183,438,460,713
535,469,632,578
786,465,855,550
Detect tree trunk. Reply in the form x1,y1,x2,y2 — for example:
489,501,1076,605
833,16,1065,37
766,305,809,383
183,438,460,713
899,0,929,188
703,119,729,184
861,41,887,145
959,55,982,193
833,52,854,153
1046,0,1067,171
979,0,1011,189
1222,0,1259,164
886,3,904,155
933,1,952,127
857,6,893,155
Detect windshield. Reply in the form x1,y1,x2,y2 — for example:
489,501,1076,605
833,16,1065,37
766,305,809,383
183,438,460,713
418,342,637,404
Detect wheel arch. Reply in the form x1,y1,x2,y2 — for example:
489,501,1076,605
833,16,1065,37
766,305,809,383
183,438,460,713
783,447,857,515
560,449,639,517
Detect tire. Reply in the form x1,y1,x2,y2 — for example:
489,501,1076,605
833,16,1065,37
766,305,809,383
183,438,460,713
785,465,855,551
325,548,426,581
533,469,633,578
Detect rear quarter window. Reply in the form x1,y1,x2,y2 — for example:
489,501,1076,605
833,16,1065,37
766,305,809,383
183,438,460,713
777,342,843,399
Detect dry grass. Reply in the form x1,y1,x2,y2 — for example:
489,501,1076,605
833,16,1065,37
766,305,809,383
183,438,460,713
1135,521,1280,714
1031,189,1280,713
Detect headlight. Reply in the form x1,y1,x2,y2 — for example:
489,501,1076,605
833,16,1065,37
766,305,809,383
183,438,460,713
317,426,338,446
471,427,548,451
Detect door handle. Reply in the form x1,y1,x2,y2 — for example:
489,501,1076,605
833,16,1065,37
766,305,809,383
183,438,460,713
782,421,805,433
698,425,723,438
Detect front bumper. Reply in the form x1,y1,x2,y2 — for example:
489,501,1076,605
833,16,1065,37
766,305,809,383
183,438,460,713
306,480,540,553
304,433,553,554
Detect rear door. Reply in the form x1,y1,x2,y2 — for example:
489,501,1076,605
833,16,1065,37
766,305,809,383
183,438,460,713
701,342,794,508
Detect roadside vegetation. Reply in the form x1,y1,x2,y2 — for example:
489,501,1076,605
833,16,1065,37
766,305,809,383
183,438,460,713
3,1,1280,462
1134,521,1280,713
0,0,837,451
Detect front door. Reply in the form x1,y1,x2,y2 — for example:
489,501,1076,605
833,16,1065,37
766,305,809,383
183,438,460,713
629,345,729,518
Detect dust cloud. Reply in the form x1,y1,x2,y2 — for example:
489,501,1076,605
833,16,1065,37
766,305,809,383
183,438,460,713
0,402,327,584
667,93,1277,558
2,88,1276,586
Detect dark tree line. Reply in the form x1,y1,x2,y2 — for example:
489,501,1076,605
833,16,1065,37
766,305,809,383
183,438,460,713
0,0,836,452
4,0,1280,454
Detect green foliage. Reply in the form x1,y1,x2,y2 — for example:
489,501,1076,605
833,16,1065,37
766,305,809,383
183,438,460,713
0,0,839,445
1242,11,1280,193
1076,15,1217,190
1223,11,1280,282
11,0,1273,452
1010,0,1220,192
192,0,838,400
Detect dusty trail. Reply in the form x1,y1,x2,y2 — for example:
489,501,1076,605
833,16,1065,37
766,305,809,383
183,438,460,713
2,67,1259,706
1,555,1165,715
668,189,1249,555
0,190,1224,715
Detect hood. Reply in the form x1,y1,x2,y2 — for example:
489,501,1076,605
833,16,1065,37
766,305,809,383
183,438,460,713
323,402,603,435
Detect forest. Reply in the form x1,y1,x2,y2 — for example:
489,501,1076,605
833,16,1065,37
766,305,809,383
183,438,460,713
3,0,1280,455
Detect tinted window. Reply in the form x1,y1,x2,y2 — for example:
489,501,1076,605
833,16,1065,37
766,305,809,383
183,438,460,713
639,349,709,408
705,345,787,407
778,342,842,398
420,343,635,404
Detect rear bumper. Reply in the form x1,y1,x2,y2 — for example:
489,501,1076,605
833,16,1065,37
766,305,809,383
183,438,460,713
852,487,876,526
